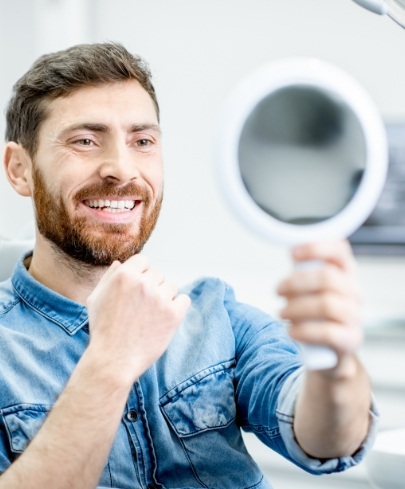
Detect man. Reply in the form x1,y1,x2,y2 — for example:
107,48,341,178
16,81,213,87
0,42,377,489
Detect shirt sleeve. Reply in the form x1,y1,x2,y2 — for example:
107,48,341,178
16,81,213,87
224,281,379,475
276,365,380,474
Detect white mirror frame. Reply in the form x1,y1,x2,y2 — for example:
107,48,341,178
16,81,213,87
215,58,388,246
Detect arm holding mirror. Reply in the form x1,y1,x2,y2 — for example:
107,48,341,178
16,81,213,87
278,240,371,458
215,58,387,461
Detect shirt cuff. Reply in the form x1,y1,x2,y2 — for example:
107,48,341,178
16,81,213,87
276,366,380,474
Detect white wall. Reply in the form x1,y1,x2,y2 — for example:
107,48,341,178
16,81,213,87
1,0,405,323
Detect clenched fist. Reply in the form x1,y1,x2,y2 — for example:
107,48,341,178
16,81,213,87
86,254,191,385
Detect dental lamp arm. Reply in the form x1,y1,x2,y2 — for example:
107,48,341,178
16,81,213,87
352,0,405,29
352,0,387,15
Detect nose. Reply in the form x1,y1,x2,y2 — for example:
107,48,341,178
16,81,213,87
99,142,140,183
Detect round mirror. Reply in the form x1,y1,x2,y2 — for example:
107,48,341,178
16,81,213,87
216,58,388,246
215,58,388,369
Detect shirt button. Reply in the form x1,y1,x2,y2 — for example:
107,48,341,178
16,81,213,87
126,409,139,422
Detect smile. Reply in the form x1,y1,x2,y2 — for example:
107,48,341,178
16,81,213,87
84,199,136,213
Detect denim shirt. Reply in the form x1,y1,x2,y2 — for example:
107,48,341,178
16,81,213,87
0,255,378,489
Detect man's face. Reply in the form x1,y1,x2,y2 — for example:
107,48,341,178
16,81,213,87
31,80,163,266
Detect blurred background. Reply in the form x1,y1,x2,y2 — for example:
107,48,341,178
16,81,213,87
1,1,405,487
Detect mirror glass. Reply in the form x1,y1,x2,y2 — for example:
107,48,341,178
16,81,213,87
238,86,367,225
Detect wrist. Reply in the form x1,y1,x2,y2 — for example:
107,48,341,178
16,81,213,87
79,342,141,393
305,354,371,407
323,353,362,381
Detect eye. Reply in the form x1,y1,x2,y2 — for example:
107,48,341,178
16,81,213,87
136,138,151,147
133,137,156,153
75,138,94,146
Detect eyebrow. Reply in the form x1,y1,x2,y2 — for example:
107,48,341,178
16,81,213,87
60,122,161,136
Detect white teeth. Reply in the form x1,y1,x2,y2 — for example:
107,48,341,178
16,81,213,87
86,199,136,211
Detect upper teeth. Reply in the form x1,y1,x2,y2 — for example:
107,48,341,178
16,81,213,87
86,199,135,210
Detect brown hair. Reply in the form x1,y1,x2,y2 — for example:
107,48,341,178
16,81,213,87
5,42,159,157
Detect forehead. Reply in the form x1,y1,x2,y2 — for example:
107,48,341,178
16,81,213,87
42,80,158,131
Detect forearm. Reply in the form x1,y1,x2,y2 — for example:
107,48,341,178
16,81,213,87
0,346,133,489
0,256,189,488
293,355,371,459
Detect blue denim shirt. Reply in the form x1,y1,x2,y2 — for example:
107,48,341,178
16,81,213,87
0,255,378,489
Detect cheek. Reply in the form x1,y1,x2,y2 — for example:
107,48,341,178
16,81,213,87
152,177,164,201
44,176,78,211
45,176,67,200
145,164,164,197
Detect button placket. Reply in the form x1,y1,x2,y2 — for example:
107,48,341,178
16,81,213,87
124,380,160,488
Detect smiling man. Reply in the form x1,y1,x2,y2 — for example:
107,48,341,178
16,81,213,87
0,43,378,489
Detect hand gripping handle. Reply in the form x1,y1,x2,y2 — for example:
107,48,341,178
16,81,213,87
295,260,338,370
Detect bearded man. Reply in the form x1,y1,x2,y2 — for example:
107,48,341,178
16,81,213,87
0,42,377,489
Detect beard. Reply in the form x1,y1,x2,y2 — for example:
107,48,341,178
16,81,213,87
32,165,162,266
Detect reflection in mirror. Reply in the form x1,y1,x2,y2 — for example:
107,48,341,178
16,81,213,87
238,86,367,225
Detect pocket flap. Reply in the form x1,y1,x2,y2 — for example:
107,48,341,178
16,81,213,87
2,404,51,453
161,367,236,437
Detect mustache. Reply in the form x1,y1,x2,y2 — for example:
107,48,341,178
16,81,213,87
74,181,151,203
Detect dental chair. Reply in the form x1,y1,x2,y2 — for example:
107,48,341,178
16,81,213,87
0,220,35,281
0,238,34,281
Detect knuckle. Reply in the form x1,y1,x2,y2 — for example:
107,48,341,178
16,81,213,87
166,279,177,292
114,267,135,288
325,327,342,348
349,303,363,326
319,267,335,289
319,293,338,318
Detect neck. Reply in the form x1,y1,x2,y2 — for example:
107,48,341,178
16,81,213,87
28,234,107,305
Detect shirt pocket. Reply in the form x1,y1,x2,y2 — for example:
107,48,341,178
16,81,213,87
161,362,237,436
1,403,52,454
160,362,263,489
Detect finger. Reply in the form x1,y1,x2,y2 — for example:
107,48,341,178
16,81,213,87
288,320,363,353
291,240,357,274
280,293,362,325
173,293,191,317
142,268,165,286
98,260,122,284
278,265,362,300
88,261,122,305
121,253,150,274
158,280,179,300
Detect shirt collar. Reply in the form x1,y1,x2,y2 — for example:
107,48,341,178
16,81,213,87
11,252,89,335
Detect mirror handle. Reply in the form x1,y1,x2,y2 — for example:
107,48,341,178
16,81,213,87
295,260,338,370
300,344,338,370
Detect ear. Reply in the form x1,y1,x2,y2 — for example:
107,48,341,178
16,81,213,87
3,142,33,197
